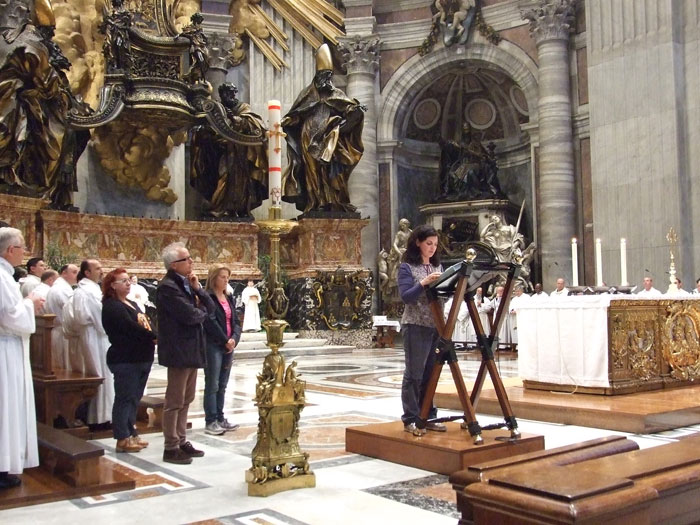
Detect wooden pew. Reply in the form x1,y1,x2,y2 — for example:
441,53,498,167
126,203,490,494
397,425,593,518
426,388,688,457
30,315,103,427
465,434,700,524
36,423,104,487
450,436,639,525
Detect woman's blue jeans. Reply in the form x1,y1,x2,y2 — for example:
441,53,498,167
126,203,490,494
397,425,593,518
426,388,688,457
203,345,233,424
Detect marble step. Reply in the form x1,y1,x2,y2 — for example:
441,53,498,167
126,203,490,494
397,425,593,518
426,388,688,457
235,344,356,360
239,332,299,342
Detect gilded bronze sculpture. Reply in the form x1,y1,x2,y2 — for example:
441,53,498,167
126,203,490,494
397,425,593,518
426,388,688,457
190,83,268,219
282,43,366,214
178,12,209,84
99,0,133,73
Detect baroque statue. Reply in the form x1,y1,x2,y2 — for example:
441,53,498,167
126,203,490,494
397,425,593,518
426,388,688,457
190,82,268,219
382,218,411,302
420,0,500,55
282,43,366,215
480,214,536,291
437,122,505,202
0,0,90,210
99,0,133,74
178,12,209,84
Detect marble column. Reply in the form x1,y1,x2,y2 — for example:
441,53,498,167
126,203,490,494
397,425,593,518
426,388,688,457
338,35,381,273
523,0,576,290
205,32,245,99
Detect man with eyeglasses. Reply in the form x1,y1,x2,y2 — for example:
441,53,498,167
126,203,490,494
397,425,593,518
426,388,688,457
156,242,216,465
0,227,44,489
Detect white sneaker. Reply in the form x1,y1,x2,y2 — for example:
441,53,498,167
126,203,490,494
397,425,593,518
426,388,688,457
205,421,225,435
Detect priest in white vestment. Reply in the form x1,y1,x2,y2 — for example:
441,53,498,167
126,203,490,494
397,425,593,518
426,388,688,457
73,259,114,425
127,275,150,313
509,286,530,348
531,283,548,301
466,287,491,347
0,228,43,488
637,276,662,297
20,257,47,298
444,295,469,345
490,286,512,349
45,264,79,371
549,278,569,298
241,280,262,332
31,269,58,312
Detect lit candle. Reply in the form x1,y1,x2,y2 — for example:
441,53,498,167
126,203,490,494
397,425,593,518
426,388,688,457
267,100,282,206
620,238,628,286
595,238,603,286
571,238,579,286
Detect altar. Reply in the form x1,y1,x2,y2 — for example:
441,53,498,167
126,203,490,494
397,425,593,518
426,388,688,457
518,296,700,395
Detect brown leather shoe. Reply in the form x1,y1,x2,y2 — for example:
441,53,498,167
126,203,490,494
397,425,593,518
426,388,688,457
163,448,193,465
131,436,148,448
426,422,447,432
179,441,204,457
116,438,142,452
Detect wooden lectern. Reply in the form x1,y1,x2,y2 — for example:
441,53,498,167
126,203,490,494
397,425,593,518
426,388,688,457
416,244,521,444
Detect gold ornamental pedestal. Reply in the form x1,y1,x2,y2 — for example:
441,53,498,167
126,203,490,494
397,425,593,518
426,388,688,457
245,208,315,496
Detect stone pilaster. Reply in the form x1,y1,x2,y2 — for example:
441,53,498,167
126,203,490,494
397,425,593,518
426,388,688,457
522,0,576,290
337,35,381,273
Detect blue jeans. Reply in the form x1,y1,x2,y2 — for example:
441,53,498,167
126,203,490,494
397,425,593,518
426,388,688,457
108,361,152,440
401,324,439,425
203,345,233,424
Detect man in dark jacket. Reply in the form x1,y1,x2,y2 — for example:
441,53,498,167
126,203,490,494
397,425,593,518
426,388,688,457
157,242,216,465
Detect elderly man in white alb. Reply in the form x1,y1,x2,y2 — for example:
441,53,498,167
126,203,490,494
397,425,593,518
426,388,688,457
0,228,44,489
637,276,661,297
550,278,569,298
73,259,114,429
45,264,79,371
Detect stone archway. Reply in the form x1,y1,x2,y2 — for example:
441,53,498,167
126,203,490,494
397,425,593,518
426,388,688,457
377,39,540,245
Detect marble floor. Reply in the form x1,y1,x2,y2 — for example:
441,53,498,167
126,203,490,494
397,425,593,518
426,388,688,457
4,347,700,525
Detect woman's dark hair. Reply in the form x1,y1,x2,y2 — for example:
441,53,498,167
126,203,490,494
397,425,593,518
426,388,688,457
402,224,441,266
102,268,127,302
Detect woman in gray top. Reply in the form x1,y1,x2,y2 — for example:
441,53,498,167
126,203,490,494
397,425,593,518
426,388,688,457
397,224,445,435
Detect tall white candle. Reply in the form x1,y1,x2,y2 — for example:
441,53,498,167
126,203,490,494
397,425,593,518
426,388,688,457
571,238,579,286
620,238,628,286
595,238,603,286
267,100,282,206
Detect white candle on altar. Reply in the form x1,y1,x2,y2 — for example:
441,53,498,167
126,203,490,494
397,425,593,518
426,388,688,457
595,238,603,286
571,238,579,286
620,238,628,286
267,100,282,206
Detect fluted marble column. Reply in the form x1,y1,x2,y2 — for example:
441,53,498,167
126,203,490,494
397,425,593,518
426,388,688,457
523,0,576,290
338,35,381,272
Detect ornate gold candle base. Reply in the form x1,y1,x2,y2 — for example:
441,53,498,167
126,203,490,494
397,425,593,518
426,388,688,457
247,208,314,497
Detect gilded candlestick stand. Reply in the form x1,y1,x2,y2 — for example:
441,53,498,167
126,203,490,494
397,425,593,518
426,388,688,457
245,205,315,496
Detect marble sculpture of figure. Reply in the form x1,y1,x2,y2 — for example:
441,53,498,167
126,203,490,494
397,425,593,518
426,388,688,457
282,43,366,213
190,82,268,218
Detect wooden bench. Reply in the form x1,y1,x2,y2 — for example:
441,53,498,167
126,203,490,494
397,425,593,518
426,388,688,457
36,422,104,487
137,395,165,428
450,435,640,525
464,434,700,524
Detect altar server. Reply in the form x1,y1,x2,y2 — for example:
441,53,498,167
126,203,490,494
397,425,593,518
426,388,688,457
45,264,79,371
0,228,43,489
20,256,47,297
73,259,114,427
550,278,569,298
637,276,661,297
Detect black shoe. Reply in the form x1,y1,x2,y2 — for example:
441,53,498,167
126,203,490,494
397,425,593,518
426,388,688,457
0,474,21,490
179,441,204,457
163,448,193,465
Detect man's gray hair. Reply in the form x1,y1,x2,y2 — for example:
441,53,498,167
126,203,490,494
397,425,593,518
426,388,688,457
162,241,187,269
0,227,22,255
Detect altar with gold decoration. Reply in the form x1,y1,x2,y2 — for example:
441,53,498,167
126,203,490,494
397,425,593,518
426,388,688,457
518,297,700,395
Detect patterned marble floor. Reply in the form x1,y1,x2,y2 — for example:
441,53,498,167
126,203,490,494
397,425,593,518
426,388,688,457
3,347,699,524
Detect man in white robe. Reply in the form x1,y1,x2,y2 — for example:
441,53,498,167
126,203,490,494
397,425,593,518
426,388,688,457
31,269,58,311
443,295,469,346
509,286,530,349
666,278,691,297
550,278,569,299
20,257,47,298
127,275,149,313
45,264,79,371
0,228,44,488
531,282,548,301
693,278,700,295
637,276,661,297
241,280,262,332
490,286,512,349
73,259,114,426
466,287,491,347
